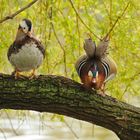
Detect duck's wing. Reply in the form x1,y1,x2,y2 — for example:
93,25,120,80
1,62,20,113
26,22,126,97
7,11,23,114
7,42,18,60
95,36,109,59
29,36,46,58
83,38,96,58
35,39,46,58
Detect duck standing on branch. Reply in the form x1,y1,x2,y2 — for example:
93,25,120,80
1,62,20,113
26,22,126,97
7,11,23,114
75,37,117,96
7,19,45,79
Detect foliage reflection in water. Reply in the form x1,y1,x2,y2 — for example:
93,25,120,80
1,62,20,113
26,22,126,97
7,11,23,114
0,110,119,140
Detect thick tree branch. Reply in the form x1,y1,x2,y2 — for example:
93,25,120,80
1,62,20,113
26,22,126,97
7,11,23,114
0,0,39,24
0,74,140,140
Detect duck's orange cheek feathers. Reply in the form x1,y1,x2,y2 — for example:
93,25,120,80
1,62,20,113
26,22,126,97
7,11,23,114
81,74,105,89
81,75,93,88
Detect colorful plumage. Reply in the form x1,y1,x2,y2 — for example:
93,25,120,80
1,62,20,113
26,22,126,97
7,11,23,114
7,19,45,79
75,37,117,95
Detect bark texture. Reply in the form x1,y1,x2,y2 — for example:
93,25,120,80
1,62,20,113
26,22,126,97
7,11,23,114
0,74,139,140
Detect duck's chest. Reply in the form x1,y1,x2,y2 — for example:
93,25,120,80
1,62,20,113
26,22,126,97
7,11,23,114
9,42,44,71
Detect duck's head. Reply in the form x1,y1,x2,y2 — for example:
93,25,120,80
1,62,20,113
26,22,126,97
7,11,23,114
18,19,32,37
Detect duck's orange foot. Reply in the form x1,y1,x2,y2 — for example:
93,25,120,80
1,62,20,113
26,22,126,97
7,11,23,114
29,69,38,79
12,70,26,79
98,91,106,97
98,83,106,96
29,74,38,79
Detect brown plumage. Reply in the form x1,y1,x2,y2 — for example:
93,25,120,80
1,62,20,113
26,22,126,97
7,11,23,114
8,36,45,60
75,37,117,95
7,19,45,79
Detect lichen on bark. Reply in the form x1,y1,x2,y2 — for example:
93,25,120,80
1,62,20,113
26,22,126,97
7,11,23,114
0,74,140,140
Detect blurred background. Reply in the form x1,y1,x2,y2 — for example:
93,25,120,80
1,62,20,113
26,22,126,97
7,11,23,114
0,0,140,139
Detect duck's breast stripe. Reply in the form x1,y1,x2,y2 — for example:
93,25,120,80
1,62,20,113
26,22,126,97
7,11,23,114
77,58,87,77
101,60,110,79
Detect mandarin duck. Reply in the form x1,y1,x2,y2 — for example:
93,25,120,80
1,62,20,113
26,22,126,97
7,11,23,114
7,19,45,79
75,37,117,95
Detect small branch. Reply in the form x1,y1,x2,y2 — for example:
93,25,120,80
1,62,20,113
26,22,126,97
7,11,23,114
102,1,110,19
51,23,65,54
0,128,7,140
4,110,18,135
120,72,140,99
69,0,101,40
0,0,39,24
109,0,113,26
105,2,130,39
50,55,62,73
64,120,79,139
52,24,67,76
48,6,53,43
76,10,81,56
50,8,67,76
44,5,53,73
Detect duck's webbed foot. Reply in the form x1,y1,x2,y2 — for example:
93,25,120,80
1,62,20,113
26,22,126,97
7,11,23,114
29,69,38,79
98,83,106,97
12,70,26,79
98,91,106,97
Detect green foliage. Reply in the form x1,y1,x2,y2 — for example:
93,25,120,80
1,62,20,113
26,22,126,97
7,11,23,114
0,0,139,102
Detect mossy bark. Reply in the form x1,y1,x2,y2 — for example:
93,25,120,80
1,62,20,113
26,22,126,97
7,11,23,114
0,74,139,140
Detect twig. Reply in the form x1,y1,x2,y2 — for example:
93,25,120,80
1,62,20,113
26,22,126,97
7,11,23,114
64,120,79,139
102,1,110,19
15,118,25,131
76,2,81,56
44,5,53,73
69,0,101,40
0,128,7,140
56,7,71,36
50,55,63,73
52,23,68,76
105,2,130,39
48,6,53,44
50,7,67,76
47,6,68,76
120,72,140,99
0,0,39,24
51,24,64,55
4,110,18,136
109,0,113,27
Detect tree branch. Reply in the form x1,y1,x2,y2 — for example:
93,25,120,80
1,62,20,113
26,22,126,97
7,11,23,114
51,20,68,76
68,0,101,40
105,2,130,39
0,74,140,140
0,0,39,24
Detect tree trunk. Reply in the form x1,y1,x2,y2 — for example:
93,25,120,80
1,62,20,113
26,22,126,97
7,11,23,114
0,74,139,140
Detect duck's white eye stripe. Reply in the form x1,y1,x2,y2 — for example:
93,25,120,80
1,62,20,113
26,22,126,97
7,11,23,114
88,71,93,77
19,21,28,31
96,71,98,77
